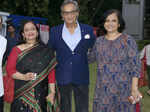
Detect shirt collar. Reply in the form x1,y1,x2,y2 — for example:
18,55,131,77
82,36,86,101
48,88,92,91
64,21,80,33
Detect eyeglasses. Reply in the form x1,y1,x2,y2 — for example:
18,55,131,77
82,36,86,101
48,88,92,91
62,10,78,16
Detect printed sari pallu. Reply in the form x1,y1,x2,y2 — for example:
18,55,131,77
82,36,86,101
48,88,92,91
4,44,60,112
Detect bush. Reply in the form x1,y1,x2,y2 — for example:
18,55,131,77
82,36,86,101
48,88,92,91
136,40,150,51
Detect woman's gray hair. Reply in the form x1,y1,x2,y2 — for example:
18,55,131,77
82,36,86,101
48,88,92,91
61,0,79,12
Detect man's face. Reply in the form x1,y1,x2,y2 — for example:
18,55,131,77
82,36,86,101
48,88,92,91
61,3,79,25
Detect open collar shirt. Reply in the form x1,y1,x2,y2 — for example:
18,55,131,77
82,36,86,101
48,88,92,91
62,22,81,51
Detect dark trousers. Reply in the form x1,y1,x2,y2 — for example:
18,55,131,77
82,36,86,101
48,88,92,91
58,84,89,112
0,96,3,112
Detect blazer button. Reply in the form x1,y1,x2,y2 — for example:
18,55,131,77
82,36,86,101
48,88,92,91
70,62,72,64
72,52,75,55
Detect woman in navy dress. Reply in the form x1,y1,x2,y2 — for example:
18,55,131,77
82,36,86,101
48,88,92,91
92,9,142,112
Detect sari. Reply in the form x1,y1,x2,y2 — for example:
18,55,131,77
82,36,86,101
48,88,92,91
138,49,148,87
4,43,59,112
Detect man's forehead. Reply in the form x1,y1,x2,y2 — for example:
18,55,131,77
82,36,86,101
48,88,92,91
63,3,76,10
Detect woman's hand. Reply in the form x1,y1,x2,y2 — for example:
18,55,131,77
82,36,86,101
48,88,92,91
131,89,142,102
23,72,36,81
46,92,55,105
131,77,142,102
12,72,36,81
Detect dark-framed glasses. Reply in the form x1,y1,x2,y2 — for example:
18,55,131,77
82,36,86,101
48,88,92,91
62,10,78,16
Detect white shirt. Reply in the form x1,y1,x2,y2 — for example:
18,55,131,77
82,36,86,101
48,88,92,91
0,24,6,37
140,44,150,65
0,35,7,96
62,22,81,51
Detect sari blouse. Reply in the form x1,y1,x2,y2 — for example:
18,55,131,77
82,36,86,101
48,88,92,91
6,46,55,83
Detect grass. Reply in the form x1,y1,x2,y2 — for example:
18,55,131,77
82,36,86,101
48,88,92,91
4,62,150,112
139,86,150,112
89,62,97,112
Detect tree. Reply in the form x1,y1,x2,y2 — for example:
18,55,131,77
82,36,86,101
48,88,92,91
87,0,122,26
48,0,63,26
0,0,122,26
0,0,49,21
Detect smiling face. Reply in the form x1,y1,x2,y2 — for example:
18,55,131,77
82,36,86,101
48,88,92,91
22,22,38,42
104,13,120,34
61,3,79,25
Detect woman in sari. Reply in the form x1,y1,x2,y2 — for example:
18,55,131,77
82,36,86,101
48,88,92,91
4,20,59,112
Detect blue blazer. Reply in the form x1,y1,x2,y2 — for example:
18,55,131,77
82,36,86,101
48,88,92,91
48,23,96,85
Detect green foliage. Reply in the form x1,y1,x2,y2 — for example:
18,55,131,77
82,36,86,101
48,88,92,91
0,0,48,16
0,0,50,24
0,0,122,26
78,1,90,24
90,0,122,26
48,0,63,26
136,40,150,50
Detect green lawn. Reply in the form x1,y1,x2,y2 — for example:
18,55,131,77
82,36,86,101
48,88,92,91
4,62,150,112
139,86,150,112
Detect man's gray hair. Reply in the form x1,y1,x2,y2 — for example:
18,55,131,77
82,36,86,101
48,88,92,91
61,0,79,12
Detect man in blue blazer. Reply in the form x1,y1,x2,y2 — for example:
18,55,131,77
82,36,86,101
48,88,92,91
48,1,96,112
